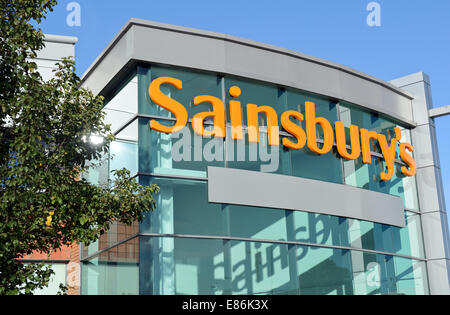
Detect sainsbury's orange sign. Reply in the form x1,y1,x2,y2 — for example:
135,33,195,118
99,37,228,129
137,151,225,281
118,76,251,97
148,76,416,181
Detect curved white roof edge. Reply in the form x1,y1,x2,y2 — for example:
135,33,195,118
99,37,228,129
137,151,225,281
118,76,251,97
44,34,78,45
81,18,417,127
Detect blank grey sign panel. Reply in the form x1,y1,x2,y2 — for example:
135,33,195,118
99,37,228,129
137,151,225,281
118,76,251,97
207,167,405,228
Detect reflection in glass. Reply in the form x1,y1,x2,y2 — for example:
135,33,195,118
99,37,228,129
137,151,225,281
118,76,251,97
225,126,290,175
344,156,419,210
228,205,288,241
140,237,227,295
347,213,425,258
139,177,224,237
350,251,427,295
296,246,353,295
139,119,224,177
292,212,349,247
230,241,296,295
81,238,139,295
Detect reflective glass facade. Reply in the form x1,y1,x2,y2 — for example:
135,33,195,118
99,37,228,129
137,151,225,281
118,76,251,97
81,65,428,295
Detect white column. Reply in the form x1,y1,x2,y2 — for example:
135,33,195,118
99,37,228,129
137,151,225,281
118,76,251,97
391,72,450,294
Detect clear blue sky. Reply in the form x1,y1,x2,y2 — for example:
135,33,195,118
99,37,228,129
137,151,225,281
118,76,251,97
39,0,450,214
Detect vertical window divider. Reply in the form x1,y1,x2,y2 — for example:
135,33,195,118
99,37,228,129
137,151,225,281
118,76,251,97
221,76,228,169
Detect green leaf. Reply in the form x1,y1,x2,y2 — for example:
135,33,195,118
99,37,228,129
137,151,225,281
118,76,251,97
0,0,158,294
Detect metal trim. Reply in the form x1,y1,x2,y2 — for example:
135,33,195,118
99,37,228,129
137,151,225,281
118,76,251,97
80,232,426,263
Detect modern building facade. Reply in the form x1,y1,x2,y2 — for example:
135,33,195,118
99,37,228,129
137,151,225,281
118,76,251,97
76,19,450,295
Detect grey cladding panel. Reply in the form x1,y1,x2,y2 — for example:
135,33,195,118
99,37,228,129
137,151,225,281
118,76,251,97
81,19,415,126
208,167,405,228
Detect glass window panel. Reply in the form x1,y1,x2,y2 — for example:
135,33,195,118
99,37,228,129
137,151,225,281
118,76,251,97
226,126,291,175
139,119,224,177
174,238,226,295
230,241,296,295
224,77,286,126
109,140,138,177
291,212,349,247
82,221,139,259
296,246,353,295
81,238,139,295
228,205,288,241
339,102,400,136
344,155,419,210
291,146,343,184
401,212,425,258
348,219,392,253
344,155,389,193
347,214,424,259
27,263,66,295
394,169,419,210
388,211,425,258
139,66,222,118
139,236,227,295
394,257,428,295
139,177,224,237
351,251,397,295
104,75,138,134
115,118,138,143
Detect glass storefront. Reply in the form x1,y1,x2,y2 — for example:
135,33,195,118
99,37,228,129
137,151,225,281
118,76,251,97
81,64,428,295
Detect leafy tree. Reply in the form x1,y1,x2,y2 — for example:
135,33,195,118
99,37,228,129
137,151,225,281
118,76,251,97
0,0,159,294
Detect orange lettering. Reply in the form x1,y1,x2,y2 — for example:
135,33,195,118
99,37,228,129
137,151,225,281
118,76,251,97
281,111,307,150
335,121,360,160
192,95,225,138
377,128,401,181
399,142,416,176
360,129,378,164
305,101,334,155
148,77,188,134
247,104,280,146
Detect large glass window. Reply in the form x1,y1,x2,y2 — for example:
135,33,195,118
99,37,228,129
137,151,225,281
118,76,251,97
81,65,427,296
104,74,138,134
139,177,224,237
139,119,224,178
110,140,138,177
347,212,425,258
296,246,354,295
25,263,67,295
344,155,419,210
84,236,428,295
81,238,139,295
394,257,428,295
291,212,350,247
139,237,227,295
229,241,295,295
228,205,288,241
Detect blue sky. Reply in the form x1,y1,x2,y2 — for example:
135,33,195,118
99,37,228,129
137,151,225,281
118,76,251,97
38,0,450,212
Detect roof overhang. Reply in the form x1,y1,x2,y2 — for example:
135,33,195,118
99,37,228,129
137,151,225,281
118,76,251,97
81,18,416,127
